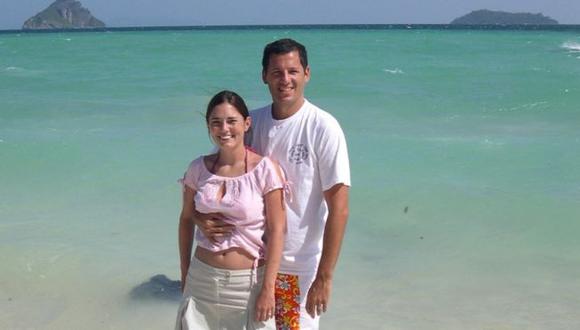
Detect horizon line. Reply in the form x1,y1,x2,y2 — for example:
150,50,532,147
2,23,580,34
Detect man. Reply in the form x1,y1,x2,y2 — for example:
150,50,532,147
196,38,350,329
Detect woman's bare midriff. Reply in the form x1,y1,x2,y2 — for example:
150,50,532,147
194,246,264,270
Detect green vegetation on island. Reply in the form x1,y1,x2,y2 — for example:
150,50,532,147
451,9,558,25
22,0,105,30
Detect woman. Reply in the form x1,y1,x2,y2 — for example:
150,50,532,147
175,90,286,330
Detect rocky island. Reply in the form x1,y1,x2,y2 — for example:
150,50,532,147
451,9,558,25
23,0,105,30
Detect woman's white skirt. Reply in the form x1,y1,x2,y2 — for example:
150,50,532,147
175,256,275,330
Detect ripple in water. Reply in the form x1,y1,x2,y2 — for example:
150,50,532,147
561,41,580,52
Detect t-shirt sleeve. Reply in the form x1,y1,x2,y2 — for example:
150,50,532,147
317,116,351,191
178,158,200,191
260,157,285,195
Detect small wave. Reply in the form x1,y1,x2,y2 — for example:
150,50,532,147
384,68,404,74
421,136,504,147
561,41,580,52
498,101,549,113
531,67,551,73
481,138,504,147
2,66,42,77
4,66,22,72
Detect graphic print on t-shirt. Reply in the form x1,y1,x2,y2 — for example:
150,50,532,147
288,144,309,165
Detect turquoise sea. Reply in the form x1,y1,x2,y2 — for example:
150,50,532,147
1,27,580,329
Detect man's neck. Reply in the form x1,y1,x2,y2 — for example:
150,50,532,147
271,98,305,120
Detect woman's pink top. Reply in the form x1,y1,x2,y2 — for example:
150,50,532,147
180,156,284,260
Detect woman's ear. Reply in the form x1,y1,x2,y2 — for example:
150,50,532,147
244,116,252,132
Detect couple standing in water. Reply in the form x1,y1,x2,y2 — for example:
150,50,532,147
176,38,351,330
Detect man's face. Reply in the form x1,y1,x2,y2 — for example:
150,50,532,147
262,50,310,107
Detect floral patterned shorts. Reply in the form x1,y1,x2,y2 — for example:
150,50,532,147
274,273,301,330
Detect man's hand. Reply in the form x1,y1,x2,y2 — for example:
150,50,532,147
305,275,332,318
305,183,349,318
193,211,234,244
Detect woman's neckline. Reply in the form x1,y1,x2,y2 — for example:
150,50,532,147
202,153,266,179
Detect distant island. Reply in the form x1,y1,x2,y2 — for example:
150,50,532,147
23,0,105,30
451,9,558,25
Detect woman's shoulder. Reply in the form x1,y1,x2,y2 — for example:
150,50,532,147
200,153,217,171
246,148,265,171
181,155,207,190
251,154,285,192
254,154,283,180
247,149,281,168
247,150,282,177
185,155,210,173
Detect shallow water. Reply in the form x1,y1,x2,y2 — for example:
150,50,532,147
1,28,580,329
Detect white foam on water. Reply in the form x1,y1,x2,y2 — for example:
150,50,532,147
2,66,43,77
481,138,505,147
561,41,580,52
384,68,404,74
531,67,551,73
4,66,22,71
421,135,505,147
498,101,549,113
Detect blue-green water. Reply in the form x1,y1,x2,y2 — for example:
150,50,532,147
1,29,580,329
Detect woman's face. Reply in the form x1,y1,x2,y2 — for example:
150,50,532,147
207,102,251,149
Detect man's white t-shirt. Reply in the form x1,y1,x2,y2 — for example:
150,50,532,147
248,100,351,276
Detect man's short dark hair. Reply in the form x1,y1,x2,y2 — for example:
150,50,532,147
262,38,308,72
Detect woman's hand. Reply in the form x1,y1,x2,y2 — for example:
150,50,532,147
254,287,276,322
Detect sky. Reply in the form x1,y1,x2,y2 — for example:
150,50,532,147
1,0,579,30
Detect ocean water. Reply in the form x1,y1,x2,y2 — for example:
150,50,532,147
1,28,580,329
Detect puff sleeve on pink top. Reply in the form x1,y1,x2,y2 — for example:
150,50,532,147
180,156,285,260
